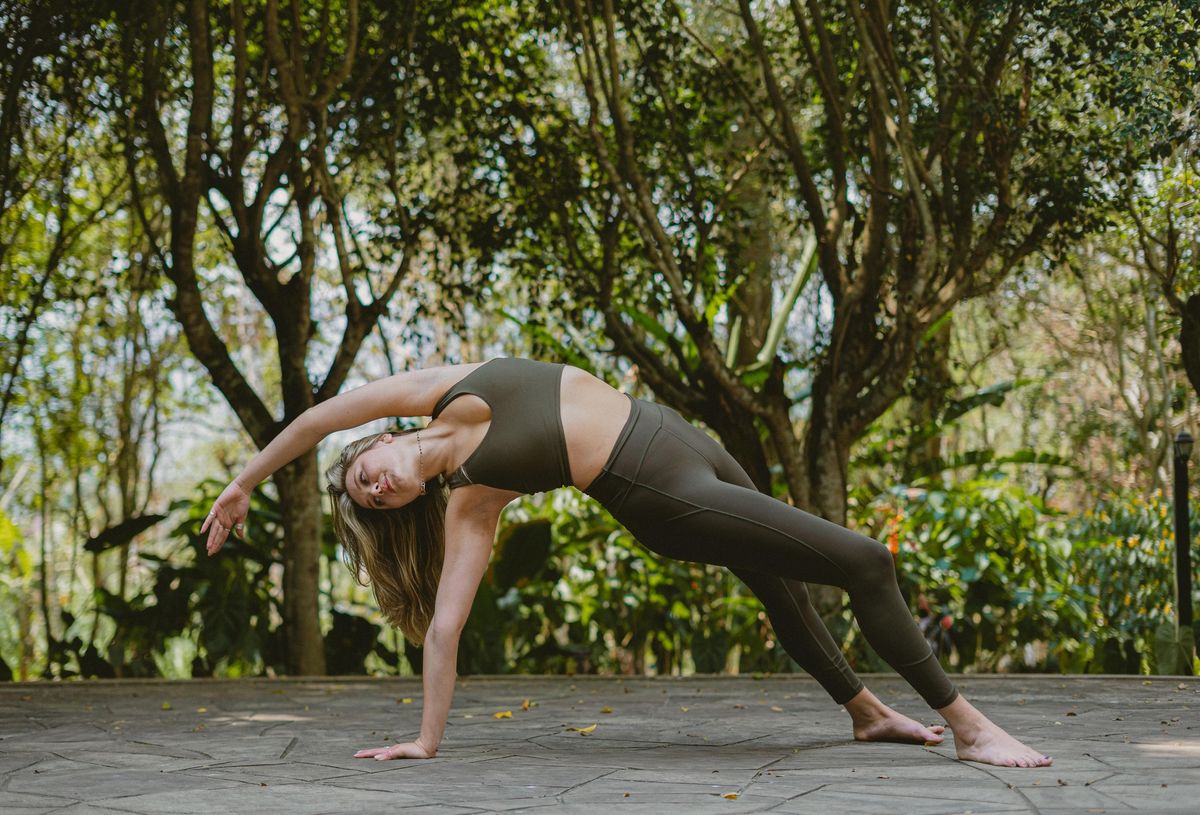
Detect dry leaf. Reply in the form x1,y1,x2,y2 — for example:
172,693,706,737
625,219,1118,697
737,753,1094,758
770,705,783,712
566,723,598,734
195,707,207,713
398,697,413,704
680,706,689,712
494,710,513,719
877,775,890,779
521,698,532,711
601,705,613,713
722,793,739,800
161,701,172,711
732,703,746,709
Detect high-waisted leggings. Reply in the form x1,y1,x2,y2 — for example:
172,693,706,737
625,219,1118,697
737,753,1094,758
582,394,960,710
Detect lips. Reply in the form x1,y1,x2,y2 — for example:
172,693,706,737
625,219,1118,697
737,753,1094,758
382,472,392,493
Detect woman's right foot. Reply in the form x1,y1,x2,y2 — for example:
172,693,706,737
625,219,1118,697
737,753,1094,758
950,714,1052,767
938,693,1052,768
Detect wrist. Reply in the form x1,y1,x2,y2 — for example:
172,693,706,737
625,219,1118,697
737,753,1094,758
232,476,255,494
416,735,438,756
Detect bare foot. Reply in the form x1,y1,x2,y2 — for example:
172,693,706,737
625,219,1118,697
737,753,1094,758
852,707,947,745
937,693,1052,768
843,688,945,745
951,716,1053,768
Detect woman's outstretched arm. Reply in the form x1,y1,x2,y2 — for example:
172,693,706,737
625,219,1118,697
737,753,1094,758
200,366,458,555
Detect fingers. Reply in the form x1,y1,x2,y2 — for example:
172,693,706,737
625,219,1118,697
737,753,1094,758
205,516,238,557
353,743,427,760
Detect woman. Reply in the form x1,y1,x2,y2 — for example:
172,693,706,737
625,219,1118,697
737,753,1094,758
202,356,1052,768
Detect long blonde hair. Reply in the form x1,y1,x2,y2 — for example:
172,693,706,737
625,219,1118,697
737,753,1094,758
325,427,448,646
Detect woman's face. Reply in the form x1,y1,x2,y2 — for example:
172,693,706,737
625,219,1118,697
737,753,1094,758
347,434,422,510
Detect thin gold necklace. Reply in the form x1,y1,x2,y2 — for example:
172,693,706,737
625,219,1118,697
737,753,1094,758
416,429,426,495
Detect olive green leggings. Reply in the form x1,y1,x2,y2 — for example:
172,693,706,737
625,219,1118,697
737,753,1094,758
583,395,960,710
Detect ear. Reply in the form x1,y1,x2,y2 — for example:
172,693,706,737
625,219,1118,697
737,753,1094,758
378,433,394,444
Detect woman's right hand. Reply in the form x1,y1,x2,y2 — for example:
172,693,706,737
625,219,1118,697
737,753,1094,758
201,480,251,557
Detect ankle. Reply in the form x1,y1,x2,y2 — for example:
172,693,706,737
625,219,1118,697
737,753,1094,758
843,688,890,722
938,696,989,731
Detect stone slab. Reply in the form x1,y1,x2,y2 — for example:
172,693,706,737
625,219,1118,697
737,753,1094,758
0,674,1196,813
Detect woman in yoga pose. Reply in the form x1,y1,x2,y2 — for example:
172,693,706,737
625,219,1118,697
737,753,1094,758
202,356,1052,768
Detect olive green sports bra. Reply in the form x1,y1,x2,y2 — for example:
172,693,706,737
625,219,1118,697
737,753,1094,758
431,357,573,494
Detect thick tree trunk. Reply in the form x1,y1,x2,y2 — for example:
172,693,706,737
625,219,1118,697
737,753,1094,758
904,315,953,479
800,365,854,616
273,449,326,676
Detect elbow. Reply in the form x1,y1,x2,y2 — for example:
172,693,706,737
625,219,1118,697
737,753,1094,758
426,617,464,646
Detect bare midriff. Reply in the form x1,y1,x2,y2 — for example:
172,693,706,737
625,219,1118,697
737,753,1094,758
559,365,633,492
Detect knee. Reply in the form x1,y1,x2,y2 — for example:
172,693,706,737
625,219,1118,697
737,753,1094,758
852,538,898,588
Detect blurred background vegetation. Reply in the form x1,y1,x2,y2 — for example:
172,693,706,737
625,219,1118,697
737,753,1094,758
1,0,1198,681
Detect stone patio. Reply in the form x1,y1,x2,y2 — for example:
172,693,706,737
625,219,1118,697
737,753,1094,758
0,673,1196,813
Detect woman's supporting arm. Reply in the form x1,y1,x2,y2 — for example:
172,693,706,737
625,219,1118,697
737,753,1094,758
353,493,501,760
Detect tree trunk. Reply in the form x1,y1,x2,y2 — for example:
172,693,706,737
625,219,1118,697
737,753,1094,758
800,365,854,615
905,315,953,480
273,449,326,675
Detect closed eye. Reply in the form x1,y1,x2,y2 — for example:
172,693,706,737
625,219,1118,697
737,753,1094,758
358,467,382,508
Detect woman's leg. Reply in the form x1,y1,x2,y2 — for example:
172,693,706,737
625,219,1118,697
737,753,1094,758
587,402,1050,766
728,566,945,745
645,405,957,708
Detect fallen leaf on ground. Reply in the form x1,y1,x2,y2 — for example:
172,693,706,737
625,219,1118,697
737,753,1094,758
722,792,739,800
601,706,613,713
398,697,413,704
494,710,512,719
521,698,532,711
770,706,783,712
732,703,746,709
195,707,207,713
161,701,172,710
680,706,689,712
566,723,597,734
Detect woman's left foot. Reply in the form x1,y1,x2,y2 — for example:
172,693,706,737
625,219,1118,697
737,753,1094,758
852,707,945,745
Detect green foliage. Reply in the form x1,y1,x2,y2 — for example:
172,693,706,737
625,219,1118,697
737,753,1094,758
455,495,780,676
55,482,287,678
848,477,1200,677
1071,491,1200,673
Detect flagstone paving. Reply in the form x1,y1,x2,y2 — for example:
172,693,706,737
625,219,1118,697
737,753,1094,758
1,673,1196,813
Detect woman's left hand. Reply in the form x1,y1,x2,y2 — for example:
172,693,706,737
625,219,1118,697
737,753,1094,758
354,740,437,760
201,480,251,557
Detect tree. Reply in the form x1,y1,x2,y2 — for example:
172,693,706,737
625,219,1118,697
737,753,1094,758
539,0,1197,524
111,0,551,673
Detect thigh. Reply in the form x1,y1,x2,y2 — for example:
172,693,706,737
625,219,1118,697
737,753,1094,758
658,407,756,490
623,466,888,592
